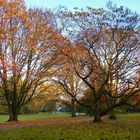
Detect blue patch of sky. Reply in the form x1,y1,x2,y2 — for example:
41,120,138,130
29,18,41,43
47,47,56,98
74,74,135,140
25,0,140,13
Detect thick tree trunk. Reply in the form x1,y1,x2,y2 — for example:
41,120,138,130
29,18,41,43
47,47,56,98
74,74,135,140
109,110,117,120
93,111,102,122
7,105,19,122
8,113,18,122
71,99,76,117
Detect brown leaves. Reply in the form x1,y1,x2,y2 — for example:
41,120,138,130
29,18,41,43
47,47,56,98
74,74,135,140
0,116,93,130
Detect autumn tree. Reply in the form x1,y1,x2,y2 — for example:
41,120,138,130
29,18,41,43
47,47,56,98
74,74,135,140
0,0,61,121
51,47,85,117
59,2,140,122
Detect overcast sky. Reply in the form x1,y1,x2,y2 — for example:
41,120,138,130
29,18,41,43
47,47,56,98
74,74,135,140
25,0,140,13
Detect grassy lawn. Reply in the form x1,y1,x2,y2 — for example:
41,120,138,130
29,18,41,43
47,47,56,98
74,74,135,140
0,112,71,122
0,113,139,140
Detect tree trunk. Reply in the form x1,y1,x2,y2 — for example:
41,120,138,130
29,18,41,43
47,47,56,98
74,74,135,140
7,105,19,122
71,99,76,117
92,104,102,122
93,111,102,122
8,113,18,122
109,110,117,120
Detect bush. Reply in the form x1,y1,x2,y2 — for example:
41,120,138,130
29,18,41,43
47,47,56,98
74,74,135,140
20,106,38,114
0,112,8,115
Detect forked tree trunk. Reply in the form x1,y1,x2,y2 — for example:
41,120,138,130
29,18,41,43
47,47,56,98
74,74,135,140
8,113,18,122
7,105,19,122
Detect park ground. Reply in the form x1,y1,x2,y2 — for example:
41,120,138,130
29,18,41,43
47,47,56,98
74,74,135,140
0,113,139,140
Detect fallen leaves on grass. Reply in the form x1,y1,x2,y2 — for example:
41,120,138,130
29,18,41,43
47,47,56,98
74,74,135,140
0,116,93,131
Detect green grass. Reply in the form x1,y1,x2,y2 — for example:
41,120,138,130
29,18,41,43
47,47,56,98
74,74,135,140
0,112,71,122
0,113,140,140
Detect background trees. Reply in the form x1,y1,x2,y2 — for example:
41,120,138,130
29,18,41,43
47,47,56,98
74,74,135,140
0,0,140,122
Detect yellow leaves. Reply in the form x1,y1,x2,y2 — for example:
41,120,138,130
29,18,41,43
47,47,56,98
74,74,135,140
38,24,46,32
18,11,28,22
7,1,16,8
6,2,18,17
1,0,27,22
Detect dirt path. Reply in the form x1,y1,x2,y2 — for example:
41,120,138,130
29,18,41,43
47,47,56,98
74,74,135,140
0,116,94,131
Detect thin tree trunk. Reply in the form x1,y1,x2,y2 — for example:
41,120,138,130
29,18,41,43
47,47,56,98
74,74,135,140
109,98,117,120
93,104,102,122
71,99,76,117
109,109,117,120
